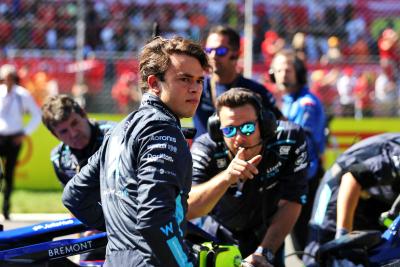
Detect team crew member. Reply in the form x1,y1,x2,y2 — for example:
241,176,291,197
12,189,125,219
303,133,400,266
0,64,41,220
62,36,210,267
42,94,115,186
188,88,308,267
42,95,115,265
270,49,326,253
193,25,282,139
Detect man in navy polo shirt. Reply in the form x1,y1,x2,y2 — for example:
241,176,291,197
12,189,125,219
193,25,282,139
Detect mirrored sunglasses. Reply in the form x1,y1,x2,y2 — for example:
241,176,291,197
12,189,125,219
220,121,256,138
204,46,229,57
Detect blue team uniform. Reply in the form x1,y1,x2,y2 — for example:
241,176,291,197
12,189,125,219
281,86,326,179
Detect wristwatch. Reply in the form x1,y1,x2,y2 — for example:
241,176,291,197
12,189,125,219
255,246,275,263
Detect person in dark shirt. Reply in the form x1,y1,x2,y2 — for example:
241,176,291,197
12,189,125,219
62,36,210,267
42,94,115,265
188,88,308,267
193,25,282,139
42,94,115,186
303,133,400,266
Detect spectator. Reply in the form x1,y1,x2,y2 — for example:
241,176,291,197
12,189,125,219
374,60,398,116
193,25,282,139
344,6,367,45
41,94,115,265
348,36,370,62
354,71,374,118
270,49,326,254
321,36,342,64
0,64,41,220
62,36,210,267
24,71,58,107
111,71,141,114
336,67,356,117
378,28,399,71
71,83,88,109
303,133,400,266
306,10,329,63
261,30,285,68
188,88,308,267
100,21,117,51
310,68,340,117
0,17,12,47
292,32,307,62
170,10,190,38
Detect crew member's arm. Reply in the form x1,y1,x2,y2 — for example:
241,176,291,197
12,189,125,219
187,147,262,219
246,125,308,266
244,201,302,267
265,200,302,249
62,143,105,230
335,162,376,237
336,172,361,233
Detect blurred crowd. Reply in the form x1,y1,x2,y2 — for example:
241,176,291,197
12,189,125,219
0,1,396,61
0,0,398,117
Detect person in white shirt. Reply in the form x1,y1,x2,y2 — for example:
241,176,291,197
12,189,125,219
336,67,356,117
0,64,41,220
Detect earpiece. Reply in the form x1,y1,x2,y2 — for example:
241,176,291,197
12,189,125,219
269,68,276,83
207,113,223,142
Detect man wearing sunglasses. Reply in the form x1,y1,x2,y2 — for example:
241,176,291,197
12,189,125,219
193,25,282,139
188,88,308,267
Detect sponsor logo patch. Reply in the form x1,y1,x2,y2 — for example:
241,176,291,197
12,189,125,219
33,219,74,231
147,153,174,163
279,146,291,155
150,135,176,143
48,240,93,257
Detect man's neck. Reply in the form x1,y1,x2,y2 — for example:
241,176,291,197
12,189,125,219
6,84,13,93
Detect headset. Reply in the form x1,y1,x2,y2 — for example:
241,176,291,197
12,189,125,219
207,92,277,143
268,53,307,86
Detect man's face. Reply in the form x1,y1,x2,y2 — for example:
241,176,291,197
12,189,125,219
4,74,15,89
158,54,204,118
219,104,263,160
205,33,237,76
52,112,92,150
272,55,298,94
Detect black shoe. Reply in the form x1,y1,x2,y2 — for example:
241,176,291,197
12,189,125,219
3,201,9,220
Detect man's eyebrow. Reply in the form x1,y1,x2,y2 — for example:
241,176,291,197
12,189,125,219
176,73,205,80
176,73,193,77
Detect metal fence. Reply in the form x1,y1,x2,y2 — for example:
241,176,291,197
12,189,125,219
1,0,400,118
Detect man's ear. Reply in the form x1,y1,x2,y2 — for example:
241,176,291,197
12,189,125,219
229,52,239,60
147,75,161,96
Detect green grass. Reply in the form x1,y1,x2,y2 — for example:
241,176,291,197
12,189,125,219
4,190,68,214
